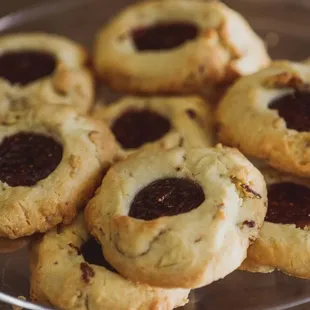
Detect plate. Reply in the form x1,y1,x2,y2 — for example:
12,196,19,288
0,0,310,309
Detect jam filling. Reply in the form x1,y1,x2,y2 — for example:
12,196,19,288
0,132,63,187
0,50,57,85
269,91,310,132
132,22,198,51
129,178,205,220
80,237,118,273
111,109,171,149
266,182,310,228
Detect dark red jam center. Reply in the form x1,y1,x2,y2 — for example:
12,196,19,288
129,178,205,220
269,91,310,132
111,109,171,149
0,50,56,85
266,182,310,228
0,132,63,187
132,22,198,51
80,238,118,273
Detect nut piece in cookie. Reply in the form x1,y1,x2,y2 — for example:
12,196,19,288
217,60,310,177
0,106,116,239
85,145,267,288
242,166,310,279
0,33,94,117
94,0,270,94
92,96,215,158
29,214,189,310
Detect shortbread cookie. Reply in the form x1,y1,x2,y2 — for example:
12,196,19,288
85,145,267,288
92,96,215,158
0,33,94,116
241,167,310,278
94,0,270,94
0,106,116,239
217,60,310,177
29,214,190,310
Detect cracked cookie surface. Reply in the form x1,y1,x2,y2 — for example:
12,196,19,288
240,166,310,279
0,33,94,117
92,96,215,159
94,0,269,94
85,145,267,288
0,106,116,239
217,60,310,177
29,214,189,310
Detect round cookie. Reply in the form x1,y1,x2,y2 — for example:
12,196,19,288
85,144,267,288
92,96,215,158
29,214,190,310
0,33,94,116
94,0,270,94
240,166,310,279
217,60,310,177
0,106,116,239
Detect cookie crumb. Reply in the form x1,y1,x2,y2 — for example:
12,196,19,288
12,296,26,310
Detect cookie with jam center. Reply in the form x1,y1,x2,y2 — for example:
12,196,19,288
93,0,270,94
92,96,215,159
0,106,116,239
85,144,267,288
0,33,94,116
217,60,310,177
29,214,189,310
240,166,310,279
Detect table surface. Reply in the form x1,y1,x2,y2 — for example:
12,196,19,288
0,1,309,310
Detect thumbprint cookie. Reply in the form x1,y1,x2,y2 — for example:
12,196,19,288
94,0,270,94
0,33,94,116
92,96,215,158
0,106,116,239
241,167,310,279
217,61,310,177
29,214,190,310
85,145,267,288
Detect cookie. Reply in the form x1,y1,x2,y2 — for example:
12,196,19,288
85,144,267,288
241,166,310,279
92,96,215,158
0,33,94,116
29,214,190,310
217,60,310,177
0,106,116,239
94,0,270,94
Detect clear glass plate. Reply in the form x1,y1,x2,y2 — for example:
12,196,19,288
0,0,310,309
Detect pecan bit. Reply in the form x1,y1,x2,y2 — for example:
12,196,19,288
240,183,262,199
230,176,261,199
69,243,81,255
242,220,255,228
263,72,308,90
80,262,95,283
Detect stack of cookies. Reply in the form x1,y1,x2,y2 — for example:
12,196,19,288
0,0,305,309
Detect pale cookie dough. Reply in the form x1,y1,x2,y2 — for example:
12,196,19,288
0,106,116,239
92,96,215,158
29,214,190,310
0,33,94,116
241,166,310,279
85,145,267,289
94,0,270,94
217,60,310,177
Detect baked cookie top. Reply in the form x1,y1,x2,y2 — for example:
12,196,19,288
217,60,310,177
94,0,270,94
85,144,267,289
0,106,116,239
92,96,215,158
241,166,310,279
0,33,94,115
29,214,189,310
